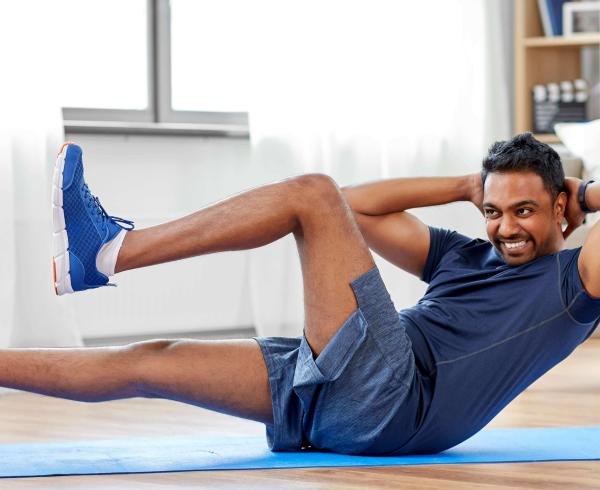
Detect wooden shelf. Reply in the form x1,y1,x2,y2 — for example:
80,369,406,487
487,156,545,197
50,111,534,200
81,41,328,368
514,0,597,137
525,34,600,47
533,133,560,144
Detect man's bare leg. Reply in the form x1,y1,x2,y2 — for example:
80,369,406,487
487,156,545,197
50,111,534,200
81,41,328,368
115,174,376,354
6,173,374,425
118,174,376,422
0,339,273,424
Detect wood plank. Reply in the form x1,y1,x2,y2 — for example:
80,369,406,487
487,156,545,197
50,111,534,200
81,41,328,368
525,35,600,47
534,133,560,143
525,47,581,86
524,0,543,38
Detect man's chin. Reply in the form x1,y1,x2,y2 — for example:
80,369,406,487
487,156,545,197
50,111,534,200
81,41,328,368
494,243,536,265
503,247,540,265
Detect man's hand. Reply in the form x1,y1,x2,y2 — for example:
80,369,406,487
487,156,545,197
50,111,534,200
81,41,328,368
468,173,484,216
563,176,586,240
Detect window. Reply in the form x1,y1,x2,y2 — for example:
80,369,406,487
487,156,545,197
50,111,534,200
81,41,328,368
59,0,151,122
62,0,248,133
170,0,250,113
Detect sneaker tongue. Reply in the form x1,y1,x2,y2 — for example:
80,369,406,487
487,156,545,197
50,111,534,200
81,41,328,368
104,223,122,243
102,214,134,243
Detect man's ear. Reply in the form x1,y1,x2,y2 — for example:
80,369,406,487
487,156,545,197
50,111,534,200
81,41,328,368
554,191,567,221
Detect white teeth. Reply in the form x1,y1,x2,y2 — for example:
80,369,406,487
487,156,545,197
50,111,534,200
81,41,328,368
504,240,526,250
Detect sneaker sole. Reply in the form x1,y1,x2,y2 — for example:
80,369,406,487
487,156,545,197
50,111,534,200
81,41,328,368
52,142,76,296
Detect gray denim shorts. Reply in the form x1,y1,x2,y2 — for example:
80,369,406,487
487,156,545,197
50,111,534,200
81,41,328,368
253,266,418,455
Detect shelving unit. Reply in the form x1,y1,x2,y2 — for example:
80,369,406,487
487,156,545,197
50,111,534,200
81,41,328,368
514,0,600,142
524,33,600,47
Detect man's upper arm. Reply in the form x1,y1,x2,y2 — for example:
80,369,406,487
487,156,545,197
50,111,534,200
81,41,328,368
354,211,430,279
578,220,600,298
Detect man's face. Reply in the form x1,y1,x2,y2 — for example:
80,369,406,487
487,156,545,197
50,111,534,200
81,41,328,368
483,171,565,266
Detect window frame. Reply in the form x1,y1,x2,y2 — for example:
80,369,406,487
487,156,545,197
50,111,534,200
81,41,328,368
63,0,249,135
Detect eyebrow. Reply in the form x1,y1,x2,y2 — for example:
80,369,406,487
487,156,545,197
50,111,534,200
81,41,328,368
482,199,540,209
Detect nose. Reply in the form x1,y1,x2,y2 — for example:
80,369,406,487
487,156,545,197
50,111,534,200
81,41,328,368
498,214,522,238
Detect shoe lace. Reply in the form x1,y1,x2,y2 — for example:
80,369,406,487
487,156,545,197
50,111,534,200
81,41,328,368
82,184,135,231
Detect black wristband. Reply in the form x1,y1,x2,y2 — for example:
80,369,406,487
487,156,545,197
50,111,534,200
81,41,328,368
578,180,596,213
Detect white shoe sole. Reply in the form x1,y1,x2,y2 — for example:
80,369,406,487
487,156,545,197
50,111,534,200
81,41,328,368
52,142,74,296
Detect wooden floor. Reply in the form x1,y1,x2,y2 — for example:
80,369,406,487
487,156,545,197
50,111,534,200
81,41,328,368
1,339,599,489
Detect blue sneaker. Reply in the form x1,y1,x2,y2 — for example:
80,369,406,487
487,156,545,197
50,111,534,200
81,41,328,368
52,142,134,295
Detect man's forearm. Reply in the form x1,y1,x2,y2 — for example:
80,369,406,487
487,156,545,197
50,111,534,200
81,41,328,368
341,175,477,216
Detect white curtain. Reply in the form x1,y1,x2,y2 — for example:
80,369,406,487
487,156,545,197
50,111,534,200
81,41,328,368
0,2,81,347
248,0,512,337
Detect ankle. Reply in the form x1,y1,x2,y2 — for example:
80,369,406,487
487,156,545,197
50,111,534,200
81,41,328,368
113,231,132,274
97,229,129,277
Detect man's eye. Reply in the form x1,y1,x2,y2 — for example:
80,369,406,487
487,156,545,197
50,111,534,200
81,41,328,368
517,208,533,216
484,209,498,217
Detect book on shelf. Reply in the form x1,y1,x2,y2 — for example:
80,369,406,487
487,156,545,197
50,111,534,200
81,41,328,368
538,0,553,35
537,0,569,36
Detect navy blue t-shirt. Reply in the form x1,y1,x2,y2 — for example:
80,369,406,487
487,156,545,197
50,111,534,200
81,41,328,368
395,226,600,454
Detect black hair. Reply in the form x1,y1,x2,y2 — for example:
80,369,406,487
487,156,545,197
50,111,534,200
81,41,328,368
481,132,565,201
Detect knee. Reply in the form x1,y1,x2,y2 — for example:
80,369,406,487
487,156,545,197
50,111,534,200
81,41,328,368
294,173,340,193
126,339,174,356
124,339,177,396
290,173,343,210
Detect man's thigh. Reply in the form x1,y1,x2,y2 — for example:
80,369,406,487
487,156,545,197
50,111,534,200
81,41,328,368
291,174,376,356
134,338,273,424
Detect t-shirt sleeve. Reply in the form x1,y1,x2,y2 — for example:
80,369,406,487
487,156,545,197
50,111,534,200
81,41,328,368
560,248,600,325
421,226,473,283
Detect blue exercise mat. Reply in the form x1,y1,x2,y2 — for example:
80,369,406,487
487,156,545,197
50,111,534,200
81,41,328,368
1,426,599,478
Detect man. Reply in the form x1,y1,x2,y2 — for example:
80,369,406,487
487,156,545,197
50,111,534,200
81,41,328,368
7,133,600,455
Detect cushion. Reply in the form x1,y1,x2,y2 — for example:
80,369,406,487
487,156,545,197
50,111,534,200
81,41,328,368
555,119,600,181
555,120,600,233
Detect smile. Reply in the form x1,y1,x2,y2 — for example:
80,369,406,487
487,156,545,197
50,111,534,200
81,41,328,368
502,240,528,251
